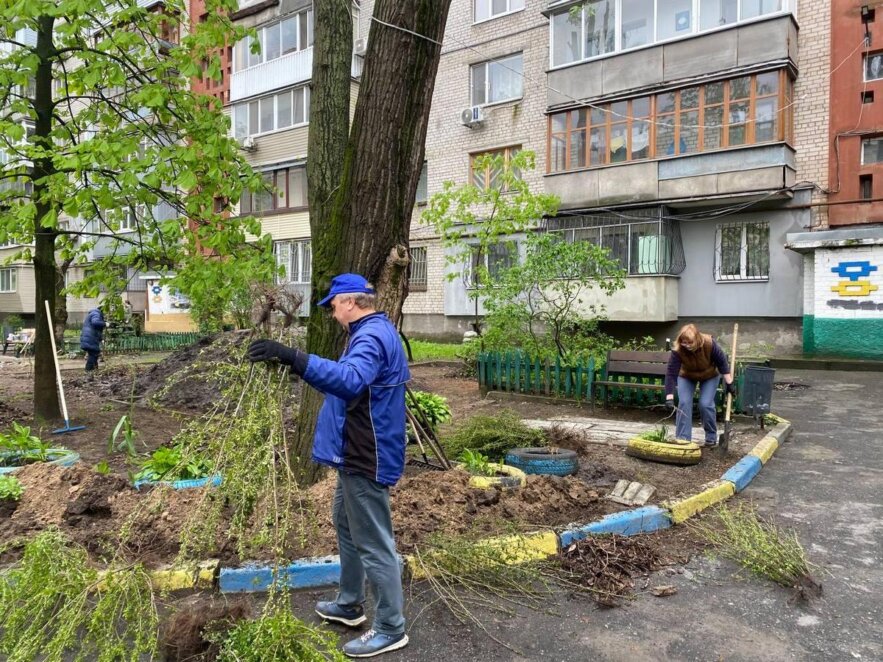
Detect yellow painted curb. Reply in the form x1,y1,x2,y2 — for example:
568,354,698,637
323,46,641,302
405,531,558,580
466,463,527,489
748,436,780,464
764,413,789,426
665,480,736,524
149,559,219,591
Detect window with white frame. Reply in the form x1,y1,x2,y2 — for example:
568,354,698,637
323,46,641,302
475,0,524,23
410,246,427,290
471,53,523,106
233,86,310,139
233,9,314,72
119,205,141,232
715,221,769,281
861,136,883,165
551,0,789,67
275,240,311,284
0,268,17,293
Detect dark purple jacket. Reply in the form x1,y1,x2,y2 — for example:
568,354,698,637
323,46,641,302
664,340,730,396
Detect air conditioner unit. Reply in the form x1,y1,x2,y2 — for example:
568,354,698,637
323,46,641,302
240,136,257,151
459,105,485,128
354,38,367,56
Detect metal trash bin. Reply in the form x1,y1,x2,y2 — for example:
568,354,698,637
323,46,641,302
741,365,775,419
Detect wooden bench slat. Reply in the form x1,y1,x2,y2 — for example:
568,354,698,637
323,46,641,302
605,361,668,376
607,350,670,362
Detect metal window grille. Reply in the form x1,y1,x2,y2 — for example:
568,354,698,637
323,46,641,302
545,208,686,275
714,221,769,281
410,246,427,291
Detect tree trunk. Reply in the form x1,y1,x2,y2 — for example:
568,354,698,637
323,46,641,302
295,0,451,484
54,259,72,348
32,15,61,422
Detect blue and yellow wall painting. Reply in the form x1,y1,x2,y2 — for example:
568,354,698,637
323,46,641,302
829,261,879,297
805,255,883,359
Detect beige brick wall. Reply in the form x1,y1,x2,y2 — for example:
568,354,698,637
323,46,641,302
405,0,549,315
793,0,831,228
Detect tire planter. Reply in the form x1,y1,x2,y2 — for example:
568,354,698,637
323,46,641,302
459,463,527,489
505,447,579,477
133,474,223,491
0,448,80,475
624,437,702,466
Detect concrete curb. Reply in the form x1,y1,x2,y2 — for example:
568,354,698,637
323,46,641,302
213,417,793,594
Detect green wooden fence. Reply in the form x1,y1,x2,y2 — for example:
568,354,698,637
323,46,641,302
63,332,204,355
477,351,595,402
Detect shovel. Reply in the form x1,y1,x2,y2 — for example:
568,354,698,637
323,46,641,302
45,300,86,435
719,323,738,452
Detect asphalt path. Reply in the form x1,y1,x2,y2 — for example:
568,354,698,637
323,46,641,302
290,369,883,661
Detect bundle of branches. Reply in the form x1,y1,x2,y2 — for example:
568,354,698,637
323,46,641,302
0,530,159,662
557,534,667,607
168,330,314,562
691,504,821,601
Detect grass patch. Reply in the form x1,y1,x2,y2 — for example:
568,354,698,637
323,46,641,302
692,504,821,601
440,410,545,461
404,339,461,362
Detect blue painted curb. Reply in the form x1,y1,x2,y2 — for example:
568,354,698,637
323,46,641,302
220,555,405,593
559,506,672,547
0,449,80,475
133,474,222,491
721,455,763,492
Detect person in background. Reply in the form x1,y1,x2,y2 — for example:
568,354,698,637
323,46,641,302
664,323,735,447
248,273,411,659
80,303,110,375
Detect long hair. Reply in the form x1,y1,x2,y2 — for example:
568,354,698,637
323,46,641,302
672,324,705,353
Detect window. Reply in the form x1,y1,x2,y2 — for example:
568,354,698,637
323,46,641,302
471,53,523,106
860,174,873,200
119,205,140,232
274,240,311,284
551,0,789,67
240,166,309,215
0,268,17,293
232,86,310,138
470,145,521,190
415,162,428,204
861,136,883,164
467,242,516,287
474,0,524,23
548,71,791,172
715,221,769,281
410,246,427,291
233,9,314,72
549,209,685,275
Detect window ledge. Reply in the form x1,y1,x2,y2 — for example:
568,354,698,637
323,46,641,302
715,278,770,284
243,206,310,218
473,97,524,111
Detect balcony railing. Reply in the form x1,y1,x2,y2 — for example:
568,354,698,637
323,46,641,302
231,49,365,102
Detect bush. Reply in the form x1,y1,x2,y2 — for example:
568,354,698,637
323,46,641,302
133,444,212,483
441,410,545,462
0,475,23,501
0,423,55,465
406,390,452,433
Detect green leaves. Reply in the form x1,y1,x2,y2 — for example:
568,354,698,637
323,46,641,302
0,475,24,501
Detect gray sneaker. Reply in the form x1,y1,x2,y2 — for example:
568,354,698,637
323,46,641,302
343,629,409,658
315,601,366,627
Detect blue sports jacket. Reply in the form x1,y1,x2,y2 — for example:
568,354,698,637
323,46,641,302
80,308,107,352
298,312,410,486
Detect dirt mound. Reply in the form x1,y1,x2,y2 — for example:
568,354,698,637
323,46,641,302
306,469,607,556
160,595,254,662
66,331,254,412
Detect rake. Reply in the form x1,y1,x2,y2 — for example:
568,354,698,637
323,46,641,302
45,300,86,435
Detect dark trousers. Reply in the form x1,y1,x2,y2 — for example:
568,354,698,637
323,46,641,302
84,349,100,371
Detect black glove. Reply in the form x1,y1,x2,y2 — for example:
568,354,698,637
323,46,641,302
725,381,737,396
665,399,675,411
248,339,303,370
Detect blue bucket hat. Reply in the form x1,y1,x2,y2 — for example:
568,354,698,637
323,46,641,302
318,273,376,308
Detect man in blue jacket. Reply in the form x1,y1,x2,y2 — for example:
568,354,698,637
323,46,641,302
80,305,108,375
248,273,411,659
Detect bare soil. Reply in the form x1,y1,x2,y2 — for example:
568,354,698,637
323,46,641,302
0,342,763,569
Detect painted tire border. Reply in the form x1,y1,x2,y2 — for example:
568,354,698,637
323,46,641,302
0,448,80,475
133,474,223,491
504,447,580,476
183,418,793,593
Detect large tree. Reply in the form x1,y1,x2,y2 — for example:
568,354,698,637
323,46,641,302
0,0,271,421
297,0,452,483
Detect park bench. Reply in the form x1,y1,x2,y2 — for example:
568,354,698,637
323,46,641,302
2,328,34,357
594,350,670,408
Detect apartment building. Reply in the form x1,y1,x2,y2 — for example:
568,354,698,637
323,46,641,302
403,0,832,353
786,0,883,358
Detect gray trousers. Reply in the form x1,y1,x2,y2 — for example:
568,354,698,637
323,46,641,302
333,470,405,636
